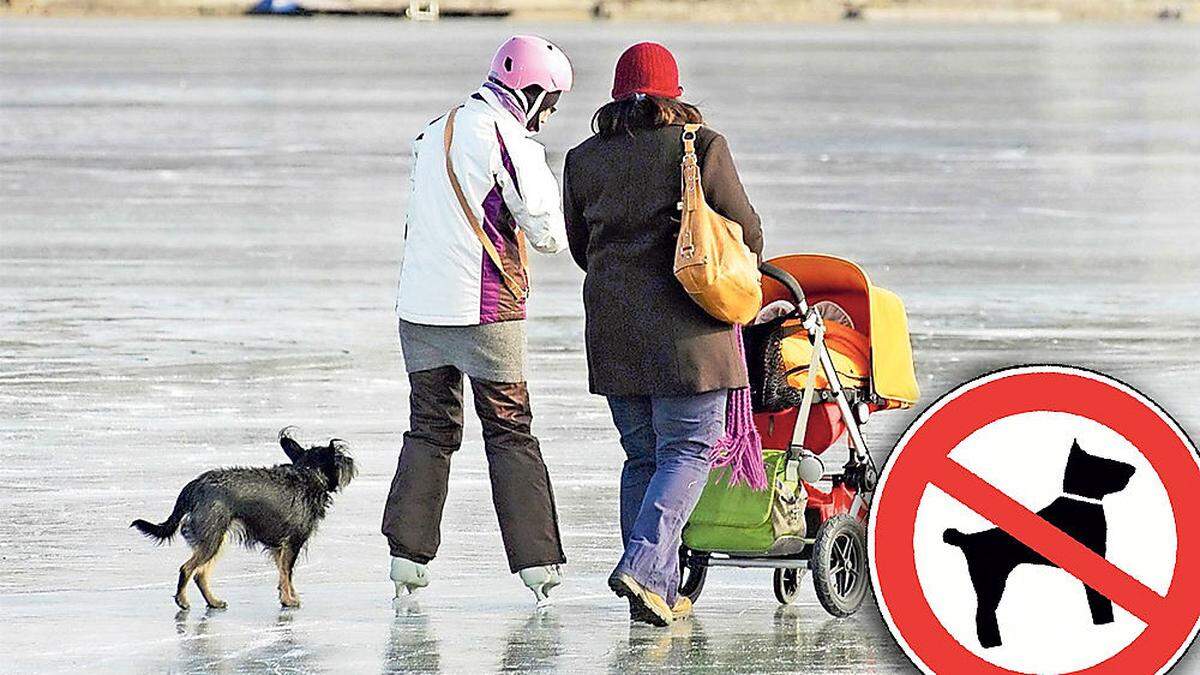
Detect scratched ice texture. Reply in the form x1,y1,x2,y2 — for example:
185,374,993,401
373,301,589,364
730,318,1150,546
1,18,1198,673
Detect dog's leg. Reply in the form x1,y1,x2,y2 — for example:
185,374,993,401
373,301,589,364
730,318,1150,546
175,566,192,611
194,535,228,610
194,563,226,610
176,530,226,611
175,548,209,610
1085,585,1115,625
274,544,301,608
968,562,1007,648
282,543,301,608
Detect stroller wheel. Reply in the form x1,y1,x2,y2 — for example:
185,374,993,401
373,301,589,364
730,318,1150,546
811,515,869,617
678,554,708,603
772,567,804,605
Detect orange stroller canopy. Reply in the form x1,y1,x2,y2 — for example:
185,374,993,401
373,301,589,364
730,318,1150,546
760,254,920,408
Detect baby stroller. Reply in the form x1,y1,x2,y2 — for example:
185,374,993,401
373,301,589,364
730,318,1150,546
679,254,919,617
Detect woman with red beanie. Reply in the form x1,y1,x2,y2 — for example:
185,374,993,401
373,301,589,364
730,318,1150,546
563,42,763,626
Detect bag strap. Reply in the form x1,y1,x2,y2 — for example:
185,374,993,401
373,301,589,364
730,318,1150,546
682,123,701,153
443,107,528,302
679,123,703,214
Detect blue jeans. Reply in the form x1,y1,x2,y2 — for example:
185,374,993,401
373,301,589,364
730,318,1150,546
606,390,727,605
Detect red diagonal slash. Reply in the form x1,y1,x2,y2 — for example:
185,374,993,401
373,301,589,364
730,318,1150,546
929,456,1168,626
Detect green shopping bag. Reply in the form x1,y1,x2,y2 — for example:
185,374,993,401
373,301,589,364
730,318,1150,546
683,450,795,554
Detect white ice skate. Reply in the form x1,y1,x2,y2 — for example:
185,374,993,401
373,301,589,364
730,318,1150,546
390,557,430,600
518,564,562,608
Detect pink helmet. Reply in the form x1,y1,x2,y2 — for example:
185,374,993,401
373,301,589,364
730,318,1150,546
488,35,573,94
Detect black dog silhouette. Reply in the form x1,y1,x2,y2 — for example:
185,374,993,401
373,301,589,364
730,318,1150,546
943,440,1135,648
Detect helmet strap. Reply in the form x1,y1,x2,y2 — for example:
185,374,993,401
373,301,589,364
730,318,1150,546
484,77,557,132
509,86,532,115
524,90,548,132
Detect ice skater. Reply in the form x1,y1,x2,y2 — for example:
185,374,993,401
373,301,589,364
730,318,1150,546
382,35,573,605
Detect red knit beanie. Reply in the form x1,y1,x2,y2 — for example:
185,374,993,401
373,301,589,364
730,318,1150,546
611,42,683,101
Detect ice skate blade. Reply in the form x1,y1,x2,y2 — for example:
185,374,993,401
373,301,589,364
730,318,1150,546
527,584,559,608
393,582,425,613
392,592,423,615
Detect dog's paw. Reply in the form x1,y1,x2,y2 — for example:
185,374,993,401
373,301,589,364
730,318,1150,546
174,594,190,611
206,599,228,610
280,599,301,609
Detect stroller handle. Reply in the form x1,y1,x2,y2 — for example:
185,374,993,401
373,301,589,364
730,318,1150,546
759,262,807,309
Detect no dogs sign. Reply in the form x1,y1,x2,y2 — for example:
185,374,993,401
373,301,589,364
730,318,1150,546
869,366,1200,674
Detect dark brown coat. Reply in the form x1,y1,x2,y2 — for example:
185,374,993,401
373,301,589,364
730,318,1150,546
563,125,764,396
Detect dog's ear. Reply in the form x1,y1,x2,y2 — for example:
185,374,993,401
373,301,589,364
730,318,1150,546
327,439,356,491
279,426,307,463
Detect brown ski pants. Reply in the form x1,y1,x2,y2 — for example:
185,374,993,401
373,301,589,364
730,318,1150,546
381,365,565,573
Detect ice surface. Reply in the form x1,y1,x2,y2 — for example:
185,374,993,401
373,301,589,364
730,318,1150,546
1,18,1199,673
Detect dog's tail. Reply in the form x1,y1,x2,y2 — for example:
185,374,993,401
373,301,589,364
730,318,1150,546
942,528,967,548
131,482,196,544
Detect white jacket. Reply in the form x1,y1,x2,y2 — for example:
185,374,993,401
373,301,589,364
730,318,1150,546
396,85,568,326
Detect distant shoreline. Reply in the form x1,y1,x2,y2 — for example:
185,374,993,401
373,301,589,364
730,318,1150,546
2,0,1197,22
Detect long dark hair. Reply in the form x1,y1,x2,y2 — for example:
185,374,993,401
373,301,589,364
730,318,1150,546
591,95,704,137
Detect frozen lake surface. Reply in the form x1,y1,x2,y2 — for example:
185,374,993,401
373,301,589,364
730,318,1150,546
2,17,1199,673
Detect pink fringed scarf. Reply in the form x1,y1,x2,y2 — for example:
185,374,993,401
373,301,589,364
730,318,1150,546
709,327,767,491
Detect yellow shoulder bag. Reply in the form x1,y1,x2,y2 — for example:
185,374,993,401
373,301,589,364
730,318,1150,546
673,124,762,325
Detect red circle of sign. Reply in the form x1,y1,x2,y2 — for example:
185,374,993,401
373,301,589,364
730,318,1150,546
870,367,1200,675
